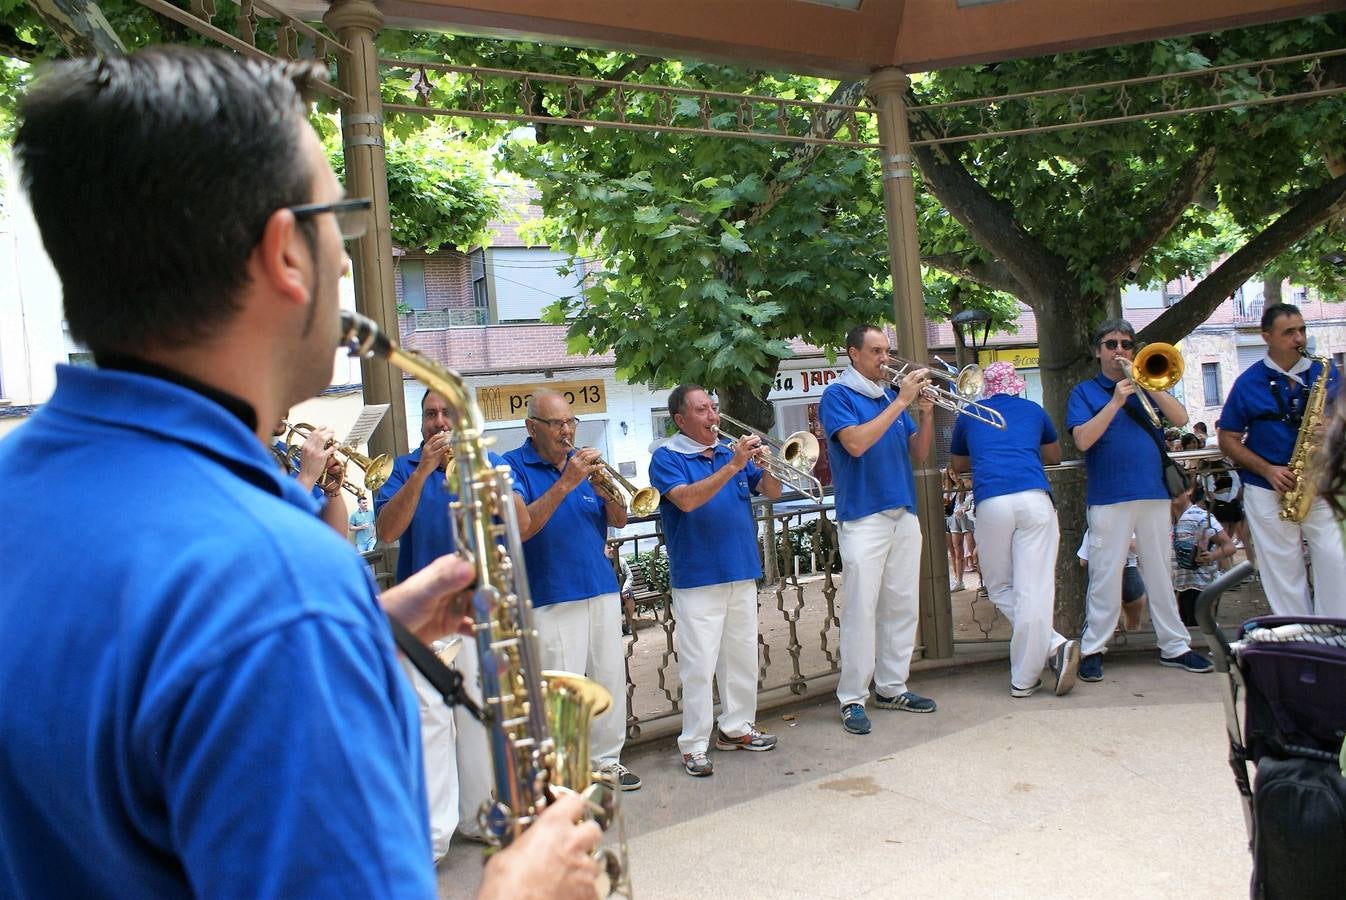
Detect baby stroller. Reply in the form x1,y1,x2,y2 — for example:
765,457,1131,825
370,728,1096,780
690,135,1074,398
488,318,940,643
1195,562,1346,899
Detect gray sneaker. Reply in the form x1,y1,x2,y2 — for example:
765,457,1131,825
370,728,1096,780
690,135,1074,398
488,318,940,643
715,725,777,751
874,691,937,713
1049,639,1081,696
682,751,713,777
1010,678,1042,698
597,761,642,791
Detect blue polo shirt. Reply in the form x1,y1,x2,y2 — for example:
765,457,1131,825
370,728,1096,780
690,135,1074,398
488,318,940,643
950,394,1057,504
1066,373,1167,505
648,444,764,589
818,382,918,521
504,439,618,607
0,365,432,898
1217,358,1341,490
374,443,505,582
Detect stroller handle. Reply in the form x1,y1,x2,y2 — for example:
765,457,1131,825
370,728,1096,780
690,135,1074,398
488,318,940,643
1194,560,1255,673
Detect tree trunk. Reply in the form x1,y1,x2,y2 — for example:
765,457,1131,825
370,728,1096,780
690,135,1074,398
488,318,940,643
1264,276,1282,306
1034,290,1097,459
1105,283,1122,320
718,378,776,436
25,0,124,56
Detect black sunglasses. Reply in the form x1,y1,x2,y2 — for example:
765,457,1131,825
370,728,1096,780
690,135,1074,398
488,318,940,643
288,197,373,240
1102,339,1135,351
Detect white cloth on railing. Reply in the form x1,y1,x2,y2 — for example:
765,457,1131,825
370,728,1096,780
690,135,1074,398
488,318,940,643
834,365,887,400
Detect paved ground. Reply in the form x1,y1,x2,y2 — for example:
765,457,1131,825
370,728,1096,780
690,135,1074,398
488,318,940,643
436,649,1254,899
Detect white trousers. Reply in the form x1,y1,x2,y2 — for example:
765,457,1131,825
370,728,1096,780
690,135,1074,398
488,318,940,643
836,509,922,708
1243,485,1346,618
1082,500,1191,658
670,580,759,755
532,593,628,766
975,491,1067,689
400,661,459,861
450,639,493,841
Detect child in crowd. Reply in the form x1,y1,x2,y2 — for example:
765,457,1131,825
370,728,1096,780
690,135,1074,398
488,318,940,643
1170,481,1239,626
1078,530,1146,632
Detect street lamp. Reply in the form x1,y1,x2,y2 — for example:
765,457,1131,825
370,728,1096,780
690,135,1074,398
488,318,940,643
951,308,993,366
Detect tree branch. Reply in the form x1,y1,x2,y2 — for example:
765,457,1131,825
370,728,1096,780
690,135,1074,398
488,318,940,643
1139,171,1346,344
906,94,1073,305
0,24,40,62
742,80,867,227
1094,145,1218,284
921,252,1023,296
25,0,125,57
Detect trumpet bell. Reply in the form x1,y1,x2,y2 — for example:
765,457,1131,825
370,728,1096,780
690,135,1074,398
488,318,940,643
953,365,983,399
1132,342,1183,392
629,487,661,517
780,431,820,470
363,452,394,492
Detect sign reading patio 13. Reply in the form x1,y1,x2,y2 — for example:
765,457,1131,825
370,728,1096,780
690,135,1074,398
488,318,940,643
476,379,607,422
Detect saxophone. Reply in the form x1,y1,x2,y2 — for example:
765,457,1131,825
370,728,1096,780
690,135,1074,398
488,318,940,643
1279,350,1331,524
339,311,631,896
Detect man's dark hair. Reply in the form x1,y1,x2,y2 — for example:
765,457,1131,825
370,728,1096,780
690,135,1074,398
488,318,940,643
1193,421,1208,435
668,383,706,419
14,48,324,354
1261,302,1301,333
1090,319,1135,347
845,325,880,353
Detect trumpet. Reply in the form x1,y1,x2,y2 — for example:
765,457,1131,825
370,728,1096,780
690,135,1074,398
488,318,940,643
1118,342,1184,429
284,421,394,499
563,439,661,516
716,413,825,502
879,359,1007,429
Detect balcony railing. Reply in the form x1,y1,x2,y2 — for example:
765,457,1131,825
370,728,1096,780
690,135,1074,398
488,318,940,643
404,308,489,331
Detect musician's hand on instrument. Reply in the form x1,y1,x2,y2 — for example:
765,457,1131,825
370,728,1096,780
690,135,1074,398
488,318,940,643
1265,463,1296,494
479,791,601,900
320,454,345,497
561,448,602,490
916,393,935,417
417,431,454,476
896,368,928,407
294,425,336,488
1111,376,1136,404
379,553,476,643
730,434,762,470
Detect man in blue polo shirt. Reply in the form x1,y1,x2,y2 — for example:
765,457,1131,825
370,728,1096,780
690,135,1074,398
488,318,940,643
950,361,1079,698
1066,319,1212,682
1217,302,1346,617
820,325,938,736
376,389,527,853
505,389,640,792
0,47,598,899
649,384,782,777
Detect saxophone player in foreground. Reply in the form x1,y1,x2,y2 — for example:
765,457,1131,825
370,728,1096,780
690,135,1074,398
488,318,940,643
0,48,599,899
1217,303,1346,617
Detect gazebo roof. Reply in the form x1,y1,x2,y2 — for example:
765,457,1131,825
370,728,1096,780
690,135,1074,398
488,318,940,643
357,0,1339,76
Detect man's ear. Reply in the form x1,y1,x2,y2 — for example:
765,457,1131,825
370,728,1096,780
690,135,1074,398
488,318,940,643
254,207,310,307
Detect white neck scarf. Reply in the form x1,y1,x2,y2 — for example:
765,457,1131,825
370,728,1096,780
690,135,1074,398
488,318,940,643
662,432,720,455
835,364,888,400
1264,352,1312,385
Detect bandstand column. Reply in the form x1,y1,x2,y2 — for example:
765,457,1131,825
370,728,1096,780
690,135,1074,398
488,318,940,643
866,67,954,659
324,0,409,457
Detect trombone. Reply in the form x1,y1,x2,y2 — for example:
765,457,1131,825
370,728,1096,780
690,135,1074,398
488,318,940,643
563,439,661,516
1118,342,1184,429
716,413,824,502
879,358,1007,430
284,421,394,500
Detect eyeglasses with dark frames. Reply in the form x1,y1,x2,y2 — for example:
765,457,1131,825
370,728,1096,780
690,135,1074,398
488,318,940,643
1102,339,1135,351
529,416,580,430
288,197,373,241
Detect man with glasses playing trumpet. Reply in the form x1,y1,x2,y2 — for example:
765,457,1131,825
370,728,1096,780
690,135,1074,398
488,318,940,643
649,384,782,777
820,325,938,737
503,389,642,792
1067,319,1212,682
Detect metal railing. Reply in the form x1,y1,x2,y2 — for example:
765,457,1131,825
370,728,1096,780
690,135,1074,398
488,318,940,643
403,308,489,330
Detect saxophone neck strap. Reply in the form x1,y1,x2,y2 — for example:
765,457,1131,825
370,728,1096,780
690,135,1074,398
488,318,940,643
387,616,491,726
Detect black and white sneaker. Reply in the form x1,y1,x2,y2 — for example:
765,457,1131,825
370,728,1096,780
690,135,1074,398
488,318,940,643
1049,639,1081,696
